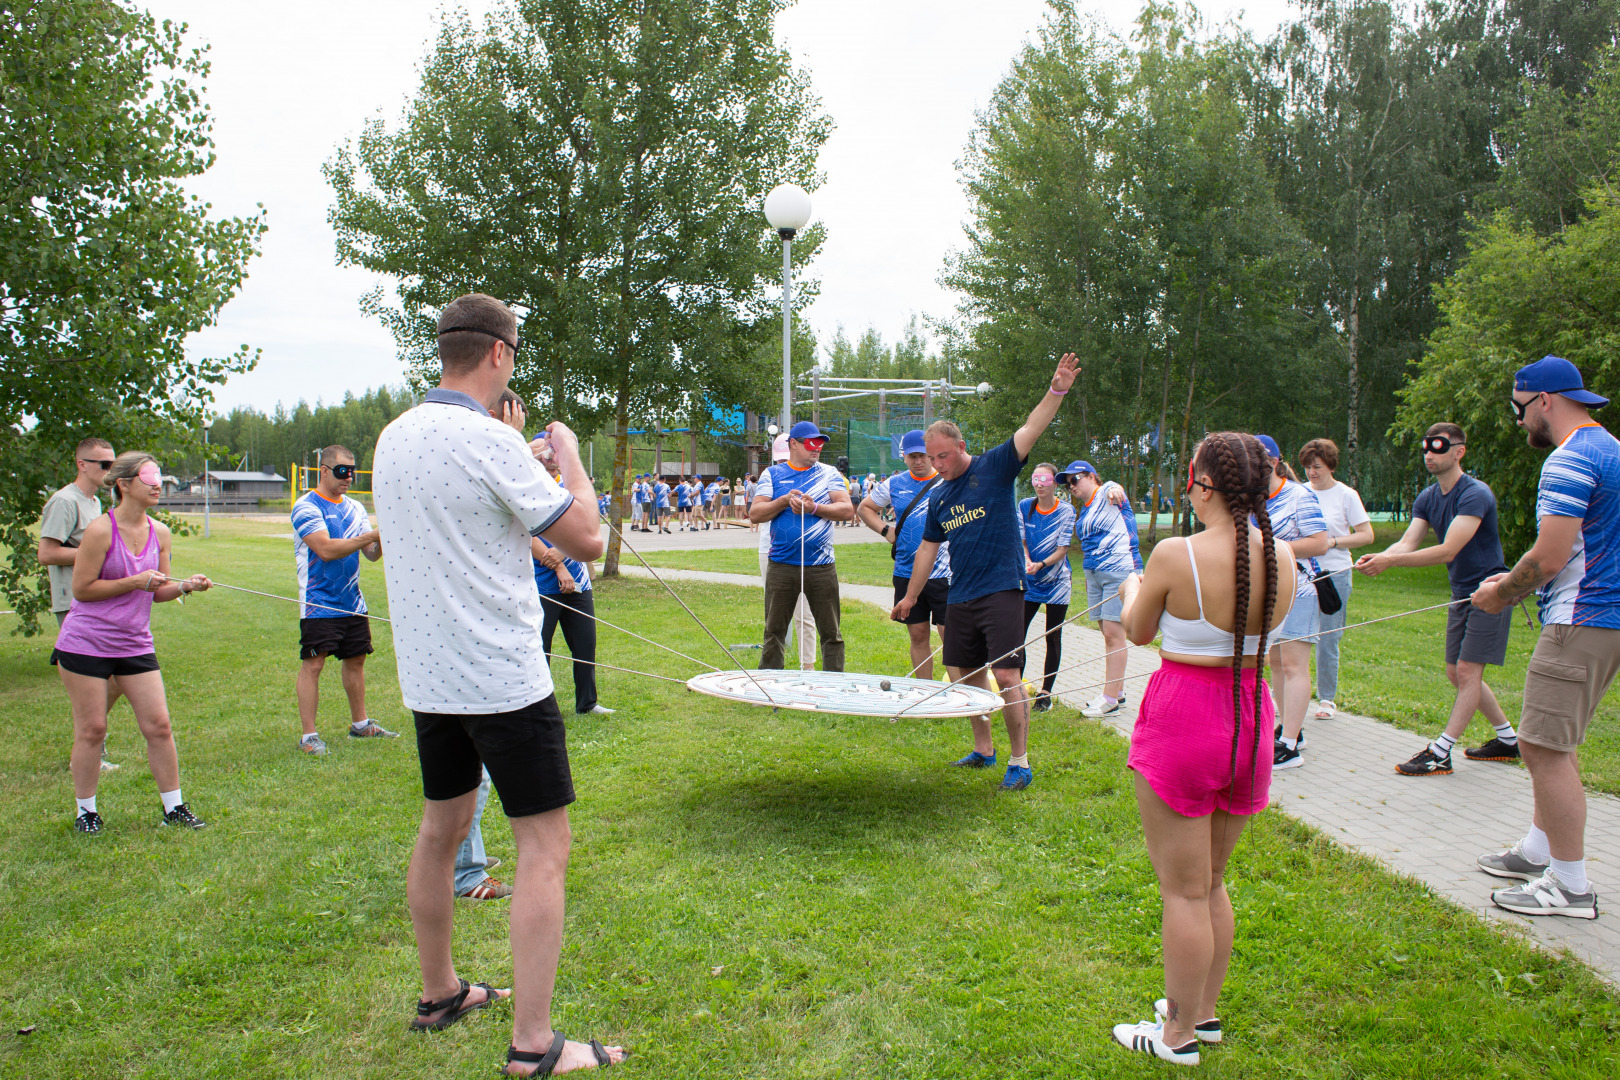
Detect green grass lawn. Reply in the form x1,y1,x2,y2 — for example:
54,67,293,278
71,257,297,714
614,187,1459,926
3,518,1618,1079
645,524,1620,797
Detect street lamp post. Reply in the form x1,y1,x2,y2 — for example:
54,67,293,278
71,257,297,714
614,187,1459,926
764,184,812,435
202,417,213,538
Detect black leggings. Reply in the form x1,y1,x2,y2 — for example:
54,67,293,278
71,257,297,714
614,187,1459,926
1021,600,1069,697
540,591,599,714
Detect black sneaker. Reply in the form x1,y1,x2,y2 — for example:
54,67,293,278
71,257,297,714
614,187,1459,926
1274,723,1306,751
1273,740,1303,770
1395,746,1453,776
74,810,104,834
1032,695,1053,713
1465,737,1521,762
161,803,207,829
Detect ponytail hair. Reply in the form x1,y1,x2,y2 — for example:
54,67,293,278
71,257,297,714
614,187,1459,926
1193,433,1278,809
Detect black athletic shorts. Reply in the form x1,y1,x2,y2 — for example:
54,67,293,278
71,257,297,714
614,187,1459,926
942,588,1026,671
51,649,160,679
893,575,949,627
413,695,575,818
300,615,373,661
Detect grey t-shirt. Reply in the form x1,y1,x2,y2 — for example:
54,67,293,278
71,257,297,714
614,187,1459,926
1411,473,1508,595
39,482,104,612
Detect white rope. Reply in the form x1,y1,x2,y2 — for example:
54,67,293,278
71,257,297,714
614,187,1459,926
539,590,720,672
543,650,691,685
605,521,780,704
799,500,809,672
167,575,390,622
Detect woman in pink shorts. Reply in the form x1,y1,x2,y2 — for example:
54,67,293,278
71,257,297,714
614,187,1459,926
1109,432,1298,1065
52,453,212,835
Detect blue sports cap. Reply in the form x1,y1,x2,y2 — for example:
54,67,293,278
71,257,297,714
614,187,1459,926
1054,459,1095,482
1515,355,1608,408
899,429,927,454
1254,434,1281,459
790,420,826,442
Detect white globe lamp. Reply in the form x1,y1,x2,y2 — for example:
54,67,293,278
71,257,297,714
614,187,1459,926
764,183,813,437
763,184,813,237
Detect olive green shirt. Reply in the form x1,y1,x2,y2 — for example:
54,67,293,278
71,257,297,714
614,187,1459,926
39,482,103,613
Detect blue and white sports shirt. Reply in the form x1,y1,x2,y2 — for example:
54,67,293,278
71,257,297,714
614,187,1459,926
533,537,592,596
1536,424,1620,628
869,470,950,581
1265,478,1327,598
291,490,370,619
1020,496,1076,604
1074,481,1140,575
758,460,843,566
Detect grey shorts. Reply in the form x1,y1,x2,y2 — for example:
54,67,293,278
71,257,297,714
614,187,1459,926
1445,595,1513,666
1085,568,1131,623
1518,623,1620,752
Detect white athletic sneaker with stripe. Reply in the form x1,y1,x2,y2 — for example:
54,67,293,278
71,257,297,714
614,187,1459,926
1111,1019,1199,1065
1491,868,1598,919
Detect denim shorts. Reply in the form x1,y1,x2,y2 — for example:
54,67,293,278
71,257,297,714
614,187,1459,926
1085,568,1132,623
1278,592,1318,643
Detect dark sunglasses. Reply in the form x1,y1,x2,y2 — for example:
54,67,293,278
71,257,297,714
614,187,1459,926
80,459,114,469
1421,436,1462,454
323,464,357,480
438,325,521,358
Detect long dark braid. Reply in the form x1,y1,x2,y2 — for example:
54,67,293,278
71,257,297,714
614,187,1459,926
1194,433,1279,808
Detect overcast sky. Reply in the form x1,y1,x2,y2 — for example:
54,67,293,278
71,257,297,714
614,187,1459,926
152,0,1295,414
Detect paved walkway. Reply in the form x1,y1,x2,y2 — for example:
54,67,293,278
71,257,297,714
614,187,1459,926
618,565,1620,984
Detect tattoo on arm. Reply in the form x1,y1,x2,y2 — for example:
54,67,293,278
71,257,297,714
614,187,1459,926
1496,555,1546,604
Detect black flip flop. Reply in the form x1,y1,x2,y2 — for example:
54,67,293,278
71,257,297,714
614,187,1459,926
503,1032,617,1075
410,977,501,1031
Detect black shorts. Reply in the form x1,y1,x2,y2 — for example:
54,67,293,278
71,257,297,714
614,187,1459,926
413,695,575,818
300,615,373,661
1445,595,1513,666
893,575,949,626
51,650,160,679
942,589,1026,671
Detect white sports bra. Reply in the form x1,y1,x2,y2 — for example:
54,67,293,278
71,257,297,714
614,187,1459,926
1157,539,1268,657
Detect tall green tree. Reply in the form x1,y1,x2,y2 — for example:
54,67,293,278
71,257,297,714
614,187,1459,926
327,0,829,574
1,0,266,633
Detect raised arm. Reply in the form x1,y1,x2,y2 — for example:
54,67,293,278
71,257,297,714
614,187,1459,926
1012,353,1080,460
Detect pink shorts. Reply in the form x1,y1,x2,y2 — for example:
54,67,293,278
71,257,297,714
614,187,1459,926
1126,660,1274,818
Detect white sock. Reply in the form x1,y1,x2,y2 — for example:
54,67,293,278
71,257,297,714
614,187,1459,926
350,719,369,730
1550,857,1589,894
1282,736,1298,751
1493,720,1518,745
1521,823,1551,864
1103,694,1118,705
76,796,96,816
159,788,183,814
301,732,320,743
1431,732,1456,757
1008,754,1030,768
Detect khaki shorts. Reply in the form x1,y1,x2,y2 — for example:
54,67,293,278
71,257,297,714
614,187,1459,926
1518,624,1620,752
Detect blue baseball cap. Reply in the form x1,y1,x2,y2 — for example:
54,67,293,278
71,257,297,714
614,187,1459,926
1054,460,1096,483
1515,355,1608,408
789,420,826,442
1254,434,1281,459
899,429,927,455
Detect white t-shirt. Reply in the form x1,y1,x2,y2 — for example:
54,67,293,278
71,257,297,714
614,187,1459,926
1309,480,1370,573
373,389,575,714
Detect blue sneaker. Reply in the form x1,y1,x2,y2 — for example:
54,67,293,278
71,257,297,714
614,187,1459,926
951,750,997,768
1000,765,1033,791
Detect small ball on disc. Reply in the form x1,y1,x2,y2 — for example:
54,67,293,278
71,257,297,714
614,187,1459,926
880,679,892,691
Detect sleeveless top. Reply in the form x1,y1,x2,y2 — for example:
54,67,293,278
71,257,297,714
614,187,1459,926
1157,539,1282,657
54,513,160,657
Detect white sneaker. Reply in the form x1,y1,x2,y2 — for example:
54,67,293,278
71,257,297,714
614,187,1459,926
583,704,616,715
1081,694,1119,718
1312,699,1337,719
1112,1019,1199,1065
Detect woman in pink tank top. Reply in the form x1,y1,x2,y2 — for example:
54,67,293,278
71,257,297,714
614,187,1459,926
1107,433,1296,1064
53,452,212,835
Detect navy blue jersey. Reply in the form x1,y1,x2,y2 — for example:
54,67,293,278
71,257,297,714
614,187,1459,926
921,438,1027,603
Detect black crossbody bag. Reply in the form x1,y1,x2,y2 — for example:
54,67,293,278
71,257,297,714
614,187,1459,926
889,477,941,561
1311,563,1343,616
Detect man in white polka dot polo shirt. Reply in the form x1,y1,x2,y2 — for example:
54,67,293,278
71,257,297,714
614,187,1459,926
373,293,625,1072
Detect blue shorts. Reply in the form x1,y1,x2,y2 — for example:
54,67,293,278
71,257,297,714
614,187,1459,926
1085,568,1131,623
1279,593,1317,643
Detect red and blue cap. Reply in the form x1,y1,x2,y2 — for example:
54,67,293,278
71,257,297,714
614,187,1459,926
1515,355,1608,408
